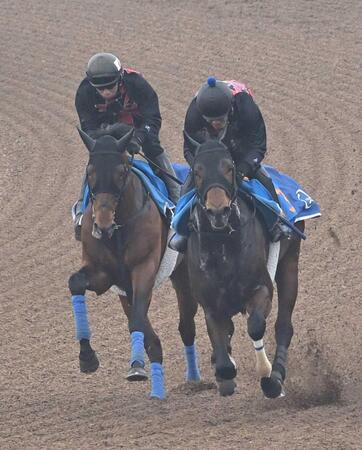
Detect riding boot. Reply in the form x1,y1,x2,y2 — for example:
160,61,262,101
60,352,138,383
168,172,194,253
151,152,181,205
254,168,292,242
71,172,87,241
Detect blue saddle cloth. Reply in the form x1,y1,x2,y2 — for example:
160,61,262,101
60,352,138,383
172,164,321,237
82,159,177,217
173,163,190,184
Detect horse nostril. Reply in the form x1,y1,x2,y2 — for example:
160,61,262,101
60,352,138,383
206,208,215,217
223,206,231,215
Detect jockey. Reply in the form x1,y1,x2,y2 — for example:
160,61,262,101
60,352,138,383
169,76,291,252
72,52,180,240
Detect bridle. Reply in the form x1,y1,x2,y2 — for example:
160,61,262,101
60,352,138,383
191,150,256,235
87,152,142,234
192,147,239,234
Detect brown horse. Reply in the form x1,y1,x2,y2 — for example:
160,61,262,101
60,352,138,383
171,135,305,398
68,128,190,399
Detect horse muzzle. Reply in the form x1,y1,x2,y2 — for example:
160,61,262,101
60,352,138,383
92,221,118,240
206,206,232,231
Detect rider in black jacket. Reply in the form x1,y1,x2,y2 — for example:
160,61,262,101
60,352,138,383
72,53,180,240
169,77,291,252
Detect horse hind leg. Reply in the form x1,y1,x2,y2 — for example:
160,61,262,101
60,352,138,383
211,319,234,366
171,260,201,382
138,312,166,399
204,310,237,396
142,318,168,399
124,258,167,400
268,235,302,398
246,285,285,398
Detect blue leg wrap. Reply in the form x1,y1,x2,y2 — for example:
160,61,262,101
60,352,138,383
71,295,91,341
184,344,201,382
130,331,145,367
150,362,166,399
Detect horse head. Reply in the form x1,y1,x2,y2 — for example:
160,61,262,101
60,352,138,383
185,131,238,231
78,127,134,239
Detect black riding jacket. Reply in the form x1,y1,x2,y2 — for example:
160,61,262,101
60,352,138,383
184,90,267,172
75,69,162,144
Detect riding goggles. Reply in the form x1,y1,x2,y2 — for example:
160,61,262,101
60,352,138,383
202,113,229,127
89,75,120,89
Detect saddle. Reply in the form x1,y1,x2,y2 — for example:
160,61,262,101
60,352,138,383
172,164,321,238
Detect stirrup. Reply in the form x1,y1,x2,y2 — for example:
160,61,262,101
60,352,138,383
74,214,83,241
168,233,187,253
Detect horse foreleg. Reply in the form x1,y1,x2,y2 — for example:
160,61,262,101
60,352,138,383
129,260,166,399
68,267,111,373
271,236,302,397
204,309,237,396
171,259,201,382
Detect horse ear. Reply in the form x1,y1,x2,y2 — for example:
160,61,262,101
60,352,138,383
77,127,96,152
183,130,200,152
116,127,134,152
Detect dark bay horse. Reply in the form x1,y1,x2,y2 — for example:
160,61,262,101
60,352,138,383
68,128,188,399
173,135,305,398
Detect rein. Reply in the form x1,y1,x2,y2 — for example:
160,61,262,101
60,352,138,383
114,190,151,230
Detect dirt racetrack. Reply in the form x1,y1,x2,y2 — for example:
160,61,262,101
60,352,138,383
0,0,361,448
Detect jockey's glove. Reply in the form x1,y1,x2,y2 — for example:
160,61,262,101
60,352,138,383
237,160,254,180
127,136,142,155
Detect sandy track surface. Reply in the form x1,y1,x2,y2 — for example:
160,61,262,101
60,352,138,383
0,1,361,448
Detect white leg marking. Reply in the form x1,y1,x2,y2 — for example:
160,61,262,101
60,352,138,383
253,339,272,378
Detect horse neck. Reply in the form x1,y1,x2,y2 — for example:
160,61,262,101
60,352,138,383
237,196,268,255
115,172,147,224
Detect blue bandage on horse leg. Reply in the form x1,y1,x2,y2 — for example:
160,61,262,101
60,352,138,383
130,331,145,367
71,295,91,340
150,362,166,399
184,344,201,382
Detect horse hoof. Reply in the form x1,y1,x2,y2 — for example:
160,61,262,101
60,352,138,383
217,379,236,396
126,366,148,382
79,351,99,373
261,376,285,399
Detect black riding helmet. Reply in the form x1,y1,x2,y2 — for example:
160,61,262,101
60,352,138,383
86,53,123,88
196,77,232,120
